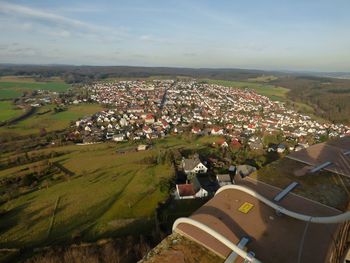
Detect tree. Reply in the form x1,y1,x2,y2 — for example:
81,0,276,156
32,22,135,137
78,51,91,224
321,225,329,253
39,128,47,137
21,174,37,187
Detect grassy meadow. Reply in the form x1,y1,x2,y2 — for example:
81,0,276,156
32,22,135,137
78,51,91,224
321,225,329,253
0,76,71,99
0,135,219,248
0,101,23,122
0,103,103,137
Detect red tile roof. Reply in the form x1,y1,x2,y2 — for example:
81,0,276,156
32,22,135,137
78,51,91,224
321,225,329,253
177,184,196,197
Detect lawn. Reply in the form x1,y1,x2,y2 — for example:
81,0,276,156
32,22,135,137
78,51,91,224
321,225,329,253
0,101,23,122
204,79,289,101
0,103,103,136
0,77,71,99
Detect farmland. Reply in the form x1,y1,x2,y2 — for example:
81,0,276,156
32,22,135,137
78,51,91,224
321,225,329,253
0,76,71,99
0,103,103,137
0,135,218,249
0,101,23,122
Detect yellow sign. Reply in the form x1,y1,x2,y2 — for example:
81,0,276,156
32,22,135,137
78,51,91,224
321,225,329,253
238,202,254,214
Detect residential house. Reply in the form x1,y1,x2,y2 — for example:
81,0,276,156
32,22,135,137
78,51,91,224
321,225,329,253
143,125,152,134
145,114,155,124
182,154,208,174
175,184,196,199
191,127,201,134
113,134,124,142
211,127,224,135
277,143,286,153
228,165,236,174
137,144,148,151
192,175,219,196
216,174,234,187
236,165,257,178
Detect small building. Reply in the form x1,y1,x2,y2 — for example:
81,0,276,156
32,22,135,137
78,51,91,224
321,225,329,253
211,127,224,135
145,114,155,124
112,134,124,142
277,143,286,153
268,143,278,152
216,174,234,187
217,139,228,148
143,125,152,134
191,127,201,134
175,184,196,199
226,124,234,130
182,154,208,174
137,144,148,151
236,165,257,178
228,165,236,174
192,175,219,196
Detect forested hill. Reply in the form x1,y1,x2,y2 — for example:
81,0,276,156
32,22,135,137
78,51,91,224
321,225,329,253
271,76,350,124
0,64,275,83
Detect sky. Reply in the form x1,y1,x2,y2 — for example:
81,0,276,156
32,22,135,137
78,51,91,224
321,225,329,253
0,0,350,71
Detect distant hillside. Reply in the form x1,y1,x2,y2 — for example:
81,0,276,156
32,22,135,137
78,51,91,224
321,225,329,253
270,76,350,124
0,64,279,83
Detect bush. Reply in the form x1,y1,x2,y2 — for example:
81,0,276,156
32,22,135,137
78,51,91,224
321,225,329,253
21,174,38,187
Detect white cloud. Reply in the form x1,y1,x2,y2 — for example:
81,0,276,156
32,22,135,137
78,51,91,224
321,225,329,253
0,1,128,40
0,2,97,31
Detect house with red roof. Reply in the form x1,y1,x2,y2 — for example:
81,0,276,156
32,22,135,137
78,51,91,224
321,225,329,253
211,127,224,135
230,138,242,149
142,125,152,134
161,120,170,129
226,124,234,130
176,184,196,199
216,138,228,148
191,127,201,134
145,114,155,124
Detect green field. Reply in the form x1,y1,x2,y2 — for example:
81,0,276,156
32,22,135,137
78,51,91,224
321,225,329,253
0,135,217,248
247,75,278,82
204,79,289,101
0,77,71,99
0,101,23,122
0,89,23,99
0,104,103,136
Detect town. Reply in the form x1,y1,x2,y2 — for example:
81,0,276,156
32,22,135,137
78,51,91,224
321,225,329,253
72,80,350,151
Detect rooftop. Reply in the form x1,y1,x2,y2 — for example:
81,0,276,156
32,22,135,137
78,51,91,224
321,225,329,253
287,136,350,178
174,179,342,262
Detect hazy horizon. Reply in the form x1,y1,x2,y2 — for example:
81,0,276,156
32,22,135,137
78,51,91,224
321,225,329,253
1,0,350,71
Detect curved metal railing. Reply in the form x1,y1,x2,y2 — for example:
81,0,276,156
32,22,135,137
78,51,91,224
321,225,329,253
173,185,350,262
173,217,261,263
215,185,350,224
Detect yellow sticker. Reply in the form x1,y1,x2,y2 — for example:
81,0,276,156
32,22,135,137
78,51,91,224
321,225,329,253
238,202,254,214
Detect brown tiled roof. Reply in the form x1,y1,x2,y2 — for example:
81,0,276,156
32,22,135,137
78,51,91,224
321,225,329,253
175,178,342,262
287,136,350,178
177,184,196,196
